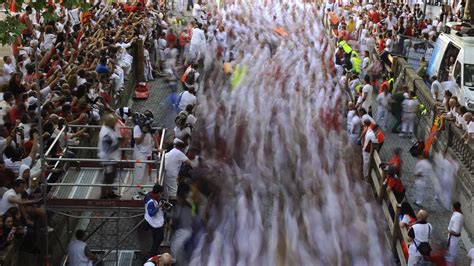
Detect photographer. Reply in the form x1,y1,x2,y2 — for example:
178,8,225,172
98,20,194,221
133,110,156,185
144,184,166,258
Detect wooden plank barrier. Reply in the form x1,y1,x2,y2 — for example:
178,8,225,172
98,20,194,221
368,146,409,266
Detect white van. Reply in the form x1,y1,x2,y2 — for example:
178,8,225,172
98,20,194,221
427,22,474,110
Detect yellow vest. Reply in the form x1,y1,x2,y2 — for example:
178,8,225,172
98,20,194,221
338,40,352,54
352,51,361,73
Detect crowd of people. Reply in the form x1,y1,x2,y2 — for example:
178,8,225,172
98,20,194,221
332,0,473,265
329,0,473,143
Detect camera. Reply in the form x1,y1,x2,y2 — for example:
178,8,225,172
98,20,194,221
158,199,173,211
15,126,24,133
132,110,155,134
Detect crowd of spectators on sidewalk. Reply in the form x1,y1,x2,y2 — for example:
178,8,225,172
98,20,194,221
331,0,473,264
329,0,473,144
0,0,190,255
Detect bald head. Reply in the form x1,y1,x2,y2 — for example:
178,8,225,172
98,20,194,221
103,114,117,128
416,209,428,221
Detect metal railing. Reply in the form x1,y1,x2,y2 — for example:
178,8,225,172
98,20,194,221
391,35,435,71
43,124,167,197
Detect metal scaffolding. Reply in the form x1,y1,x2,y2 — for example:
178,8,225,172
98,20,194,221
41,124,167,265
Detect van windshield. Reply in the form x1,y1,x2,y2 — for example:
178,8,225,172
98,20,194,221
465,64,474,87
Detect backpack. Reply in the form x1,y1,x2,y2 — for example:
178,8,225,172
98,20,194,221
409,139,425,157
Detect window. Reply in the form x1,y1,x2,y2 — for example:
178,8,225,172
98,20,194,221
454,61,462,86
465,64,474,87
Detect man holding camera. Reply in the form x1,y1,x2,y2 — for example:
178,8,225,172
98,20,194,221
133,111,156,185
144,184,166,258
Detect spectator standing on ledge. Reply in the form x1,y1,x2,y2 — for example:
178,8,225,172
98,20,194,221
164,139,192,199
67,229,98,266
407,210,432,266
98,114,121,199
445,202,464,265
133,111,156,186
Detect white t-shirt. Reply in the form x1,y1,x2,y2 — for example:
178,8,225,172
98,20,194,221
5,156,33,174
164,148,188,197
68,8,81,26
0,188,20,215
165,148,188,178
363,128,377,153
447,211,463,234
3,63,15,76
0,100,10,125
431,80,443,101
350,115,361,135
178,91,197,110
174,126,191,141
376,92,391,109
361,84,373,112
468,121,474,134
133,125,153,157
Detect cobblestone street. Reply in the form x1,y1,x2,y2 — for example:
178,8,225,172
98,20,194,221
378,117,472,264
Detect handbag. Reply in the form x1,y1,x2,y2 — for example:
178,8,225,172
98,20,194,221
414,224,432,257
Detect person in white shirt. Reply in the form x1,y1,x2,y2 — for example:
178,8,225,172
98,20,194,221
464,112,473,144
97,114,121,199
178,87,197,111
0,91,13,126
384,12,397,31
189,23,206,63
445,202,463,264
164,139,191,198
144,184,166,258
430,75,443,101
360,50,371,80
133,111,155,185
400,91,419,137
433,151,459,210
414,156,434,206
376,89,391,131
2,56,15,77
407,210,432,266
349,110,361,145
67,230,98,266
0,179,37,216
358,75,373,113
5,134,38,174
362,119,377,178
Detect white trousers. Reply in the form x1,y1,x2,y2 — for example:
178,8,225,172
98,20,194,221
407,252,422,266
171,228,192,266
415,179,426,205
133,152,150,186
445,234,461,262
363,151,370,178
401,112,416,134
377,107,389,131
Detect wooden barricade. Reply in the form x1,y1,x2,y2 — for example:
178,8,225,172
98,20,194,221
367,146,410,266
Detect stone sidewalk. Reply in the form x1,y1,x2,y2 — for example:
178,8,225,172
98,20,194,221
378,118,471,264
